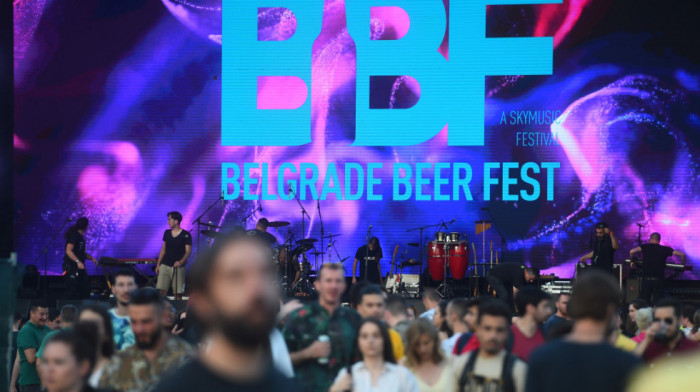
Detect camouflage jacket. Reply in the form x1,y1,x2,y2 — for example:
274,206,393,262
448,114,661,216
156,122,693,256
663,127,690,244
98,335,195,392
282,303,361,392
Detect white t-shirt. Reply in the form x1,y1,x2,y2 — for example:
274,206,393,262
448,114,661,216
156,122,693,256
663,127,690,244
452,350,527,392
269,328,294,378
441,332,463,355
334,362,419,392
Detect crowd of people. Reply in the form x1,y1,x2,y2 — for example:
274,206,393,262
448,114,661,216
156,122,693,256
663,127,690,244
9,230,700,392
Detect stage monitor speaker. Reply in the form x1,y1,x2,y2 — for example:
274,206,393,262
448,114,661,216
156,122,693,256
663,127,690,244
626,278,642,302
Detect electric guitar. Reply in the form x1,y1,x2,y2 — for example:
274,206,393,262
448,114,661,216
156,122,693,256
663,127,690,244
384,245,400,293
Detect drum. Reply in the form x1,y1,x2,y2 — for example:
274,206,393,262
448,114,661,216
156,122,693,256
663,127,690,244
435,232,447,242
449,241,469,279
428,241,446,281
448,232,460,242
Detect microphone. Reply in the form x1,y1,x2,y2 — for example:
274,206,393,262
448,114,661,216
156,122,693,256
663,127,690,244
221,190,225,207
448,218,456,224
368,224,373,230
636,223,644,227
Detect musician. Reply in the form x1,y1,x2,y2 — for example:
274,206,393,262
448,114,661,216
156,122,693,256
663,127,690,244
486,262,538,311
155,211,192,300
352,237,383,285
63,217,98,299
254,217,278,245
629,232,686,304
277,246,301,292
579,222,619,274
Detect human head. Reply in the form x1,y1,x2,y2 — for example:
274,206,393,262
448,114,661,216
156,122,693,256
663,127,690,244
41,323,98,392
515,287,552,322
315,263,347,308
463,297,484,331
368,237,380,251
13,312,24,330
628,299,649,322
189,231,279,349
523,267,539,283
446,298,469,331
129,288,165,350
405,318,443,367
111,268,137,307
635,307,653,332
354,318,395,364
78,302,115,358
433,300,449,330
422,288,440,310
680,304,697,328
167,211,183,228
568,270,621,323
255,217,269,231
59,304,78,328
407,305,417,321
48,308,61,330
652,298,682,343
356,285,386,320
476,300,512,355
649,232,661,244
29,301,49,327
163,299,176,331
554,293,571,318
385,295,408,327
595,222,608,238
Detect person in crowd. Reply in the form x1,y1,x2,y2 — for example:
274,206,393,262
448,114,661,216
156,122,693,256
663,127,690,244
453,297,484,355
543,292,570,339
608,310,637,352
626,299,650,336
579,222,619,275
420,288,440,321
330,318,419,392
98,288,194,392
47,309,61,331
153,231,300,392
452,300,527,392
680,304,697,337
355,284,405,360
511,287,551,361
352,236,384,285
284,263,361,392
162,299,176,332
692,310,700,342
385,295,411,345
433,300,452,342
487,262,538,311
631,308,652,343
634,297,699,364
13,301,51,392
10,312,25,390
407,305,418,321
63,217,99,299
629,232,686,303
526,271,641,392
39,323,102,392
627,351,700,392
77,302,115,388
108,268,137,351
155,211,192,301
403,318,454,392
442,298,470,355
38,305,78,359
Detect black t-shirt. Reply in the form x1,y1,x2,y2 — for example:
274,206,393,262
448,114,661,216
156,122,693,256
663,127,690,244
162,229,192,267
355,245,383,283
526,341,641,392
63,230,86,264
591,235,615,272
152,359,300,392
489,262,526,288
640,243,674,278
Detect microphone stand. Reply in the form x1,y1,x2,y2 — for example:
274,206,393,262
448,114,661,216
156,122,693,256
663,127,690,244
34,217,73,299
407,222,442,293
317,199,325,266
240,205,262,226
192,192,224,257
290,187,309,239
483,207,507,263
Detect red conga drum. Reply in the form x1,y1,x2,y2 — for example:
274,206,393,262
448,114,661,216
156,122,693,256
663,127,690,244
449,241,469,279
428,241,446,281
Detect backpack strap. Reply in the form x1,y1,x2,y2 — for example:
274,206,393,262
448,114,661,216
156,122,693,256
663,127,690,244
458,349,480,391
500,352,518,392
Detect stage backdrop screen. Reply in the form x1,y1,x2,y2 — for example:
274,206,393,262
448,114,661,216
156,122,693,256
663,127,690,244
13,0,700,279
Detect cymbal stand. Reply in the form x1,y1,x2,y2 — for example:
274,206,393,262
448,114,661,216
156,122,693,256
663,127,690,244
436,220,453,299
192,192,224,257
407,222,442,293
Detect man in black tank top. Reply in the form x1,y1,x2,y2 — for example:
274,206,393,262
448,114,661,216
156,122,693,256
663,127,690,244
629,232,686,304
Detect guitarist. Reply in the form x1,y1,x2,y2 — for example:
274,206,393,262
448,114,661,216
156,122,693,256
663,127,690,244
352,237,383,285
63,217,98,299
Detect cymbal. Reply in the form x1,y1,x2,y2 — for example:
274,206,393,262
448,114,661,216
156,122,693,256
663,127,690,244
407,242,419,247
297,238,318,245
201,230,221,239
199,222,220,228
322,233,342,239
400,259,420,268
268,221,290,228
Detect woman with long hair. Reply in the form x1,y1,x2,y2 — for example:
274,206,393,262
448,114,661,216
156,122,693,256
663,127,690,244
403,319,453,392
40,323,102,392
433,301,452,342
63,217,98,299
77,303,115,388
330,318,419,392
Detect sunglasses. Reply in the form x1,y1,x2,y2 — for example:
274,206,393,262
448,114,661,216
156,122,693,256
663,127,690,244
653,317,674,325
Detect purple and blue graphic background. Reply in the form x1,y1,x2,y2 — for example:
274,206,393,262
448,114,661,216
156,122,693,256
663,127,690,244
14,0,700,279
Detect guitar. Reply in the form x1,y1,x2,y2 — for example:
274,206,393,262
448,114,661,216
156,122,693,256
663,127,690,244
384,245,400,293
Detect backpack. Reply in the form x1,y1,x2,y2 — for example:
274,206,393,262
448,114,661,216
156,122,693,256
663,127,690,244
458,349,518,392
